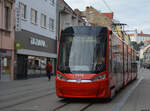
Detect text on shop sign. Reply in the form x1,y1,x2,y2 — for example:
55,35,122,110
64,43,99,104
30,37,46,47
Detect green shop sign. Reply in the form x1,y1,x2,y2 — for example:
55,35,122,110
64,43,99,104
15,42,22,50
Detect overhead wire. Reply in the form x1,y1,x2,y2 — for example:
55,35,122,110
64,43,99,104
102,0,113,12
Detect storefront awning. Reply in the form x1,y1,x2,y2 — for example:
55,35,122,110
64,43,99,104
17,49,57,58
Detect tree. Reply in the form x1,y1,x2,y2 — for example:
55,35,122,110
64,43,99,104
131,41,144,51
131,41,139,51
139,41,144,47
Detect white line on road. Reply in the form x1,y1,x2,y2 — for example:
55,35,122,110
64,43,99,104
112,77,143,111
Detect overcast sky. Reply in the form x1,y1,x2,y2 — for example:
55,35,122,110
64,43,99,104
64,0,150,33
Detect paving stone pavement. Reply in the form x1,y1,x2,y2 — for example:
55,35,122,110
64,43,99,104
0,68,150,111
120,68,150,111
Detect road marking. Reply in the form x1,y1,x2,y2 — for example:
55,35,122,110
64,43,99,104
112,77,143,111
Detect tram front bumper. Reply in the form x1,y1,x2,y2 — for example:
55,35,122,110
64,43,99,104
56,79,109,98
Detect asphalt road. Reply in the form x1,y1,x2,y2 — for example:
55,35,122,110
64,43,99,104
0,68,149,111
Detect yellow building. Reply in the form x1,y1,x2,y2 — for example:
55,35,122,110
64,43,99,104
75,6,113,28
113,24,131,45
75,7,131,45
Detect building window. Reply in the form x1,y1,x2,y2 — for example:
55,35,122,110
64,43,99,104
1,57,11,77
41,14,46,28
31,9,37,24
5,7,11,30
19,2,27,19
50,0,55,6
27,56,47,75
49,18,54,31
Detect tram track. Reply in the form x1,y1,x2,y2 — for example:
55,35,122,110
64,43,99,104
51,101,93,111
52,102,70,111
80,103,93,111
0,87,55,103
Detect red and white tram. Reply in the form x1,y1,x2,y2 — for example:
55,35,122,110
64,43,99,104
56,26,138,99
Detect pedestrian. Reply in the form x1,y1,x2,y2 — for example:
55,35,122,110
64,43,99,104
45,60,52,80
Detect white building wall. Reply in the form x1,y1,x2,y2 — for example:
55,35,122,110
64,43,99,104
15,0,56,40
133,35,150,43
60,13,75,29
72,17,78,26
130,37,136,42
64,14,72,28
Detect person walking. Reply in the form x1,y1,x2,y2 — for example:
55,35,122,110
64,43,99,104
45,61,52,80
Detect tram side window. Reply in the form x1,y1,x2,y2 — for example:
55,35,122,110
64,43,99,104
132,63,137,73
112,36,120,74
125,45,128,73
95,43,106,72
128,53,130,73
108,39,112,73
112,59,122,74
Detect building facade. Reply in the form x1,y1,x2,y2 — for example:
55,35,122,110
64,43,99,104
0,0,15,80
15,0,57,79
112,24,131,45
130,31,150,43
141,45,150,68
77,6,113,28
58,0,86,31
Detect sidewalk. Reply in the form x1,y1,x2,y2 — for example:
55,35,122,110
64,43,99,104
0,75,56,91
120,68,150,111
0,76,56,111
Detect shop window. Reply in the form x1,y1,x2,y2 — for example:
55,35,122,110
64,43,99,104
1,57,11,75
27,56,47,75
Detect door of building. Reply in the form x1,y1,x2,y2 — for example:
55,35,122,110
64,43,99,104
17,55,28,79
0,58,1,80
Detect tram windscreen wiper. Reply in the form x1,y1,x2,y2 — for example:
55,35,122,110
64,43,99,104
95,64,105,73
58,65,71,73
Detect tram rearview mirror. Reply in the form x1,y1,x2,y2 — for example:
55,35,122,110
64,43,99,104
109,30,112,35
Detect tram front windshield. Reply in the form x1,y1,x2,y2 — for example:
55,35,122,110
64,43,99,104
57,27,107,74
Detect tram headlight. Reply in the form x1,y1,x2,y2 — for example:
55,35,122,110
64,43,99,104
57,74,67,81
92,74,106,81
